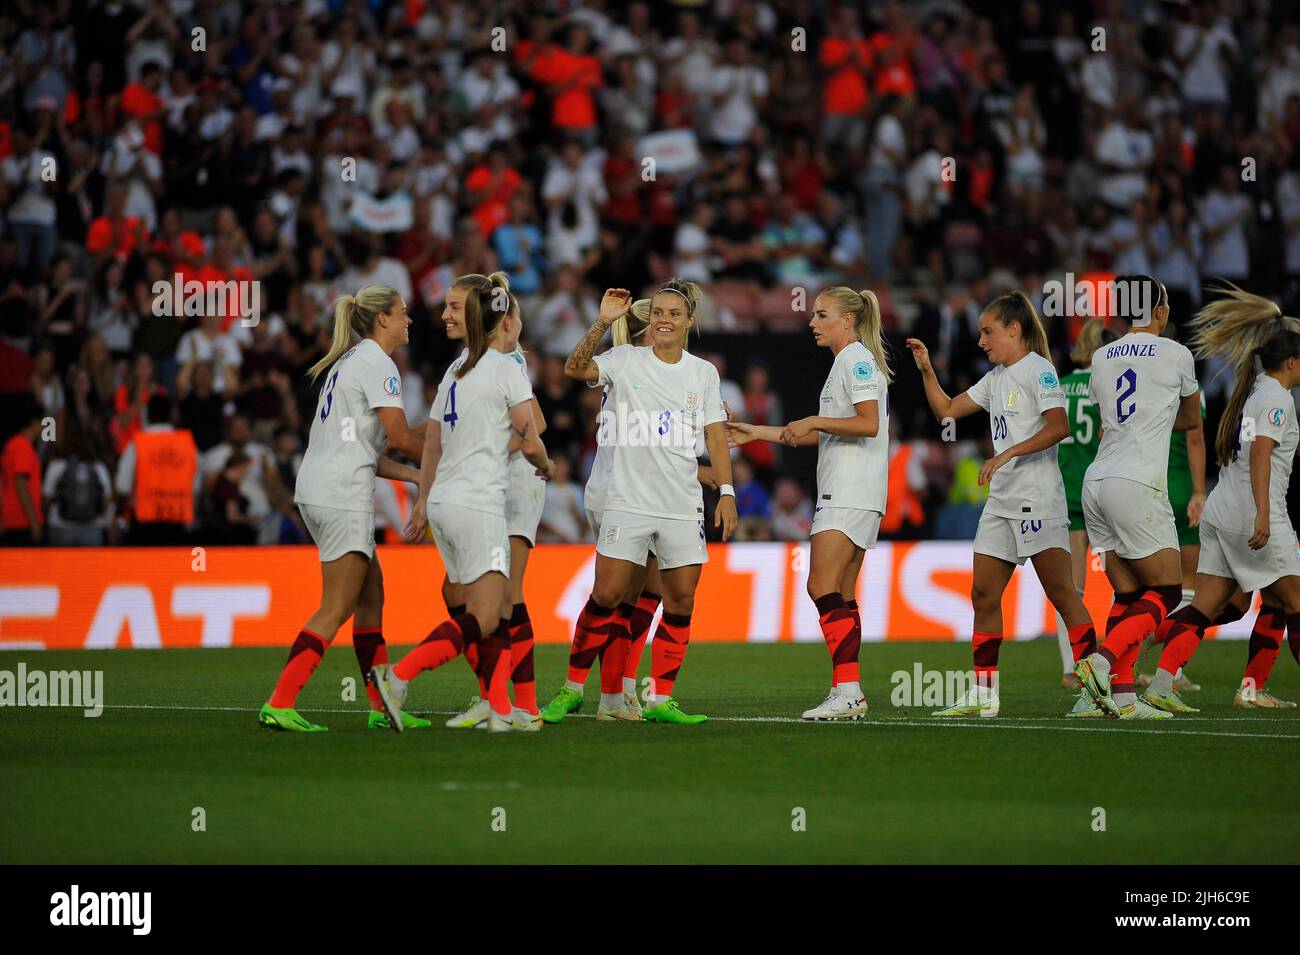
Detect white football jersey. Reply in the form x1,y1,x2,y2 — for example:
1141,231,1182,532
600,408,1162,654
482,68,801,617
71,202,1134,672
966,351,1068,520
429,348,533,517
503,349,546,497
584,386,615,513
1087,332,1198,491
593,345,726,521
295,338,404,512
1203,373,1299,534
815,341,889,513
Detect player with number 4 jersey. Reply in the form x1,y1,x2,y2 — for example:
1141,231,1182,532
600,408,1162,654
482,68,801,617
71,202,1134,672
908,292,1099,718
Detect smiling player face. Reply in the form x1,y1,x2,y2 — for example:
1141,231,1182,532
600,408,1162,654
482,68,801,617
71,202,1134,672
378,297,411,349
650,291,692,351
442,286,468,340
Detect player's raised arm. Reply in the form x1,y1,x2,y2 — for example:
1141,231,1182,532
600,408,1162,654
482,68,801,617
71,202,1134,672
906,338,981,421
564,288,630,382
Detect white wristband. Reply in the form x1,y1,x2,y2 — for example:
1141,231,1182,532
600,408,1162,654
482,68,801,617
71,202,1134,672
719,484,735,498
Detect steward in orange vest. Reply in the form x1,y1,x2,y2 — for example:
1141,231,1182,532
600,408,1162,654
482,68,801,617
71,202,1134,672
115,393,198,545
881,440,925,535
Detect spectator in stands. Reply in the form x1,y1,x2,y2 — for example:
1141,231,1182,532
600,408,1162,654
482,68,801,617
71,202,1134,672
539,454,586,543
43,429,114,546
769,477,813,541
1,401,46,545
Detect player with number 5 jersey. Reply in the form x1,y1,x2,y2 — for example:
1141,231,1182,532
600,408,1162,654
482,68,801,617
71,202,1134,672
908,292,1099,718
1075,275,1203,719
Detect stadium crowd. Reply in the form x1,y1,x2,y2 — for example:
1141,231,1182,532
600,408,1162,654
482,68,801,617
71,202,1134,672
1,0,1299,547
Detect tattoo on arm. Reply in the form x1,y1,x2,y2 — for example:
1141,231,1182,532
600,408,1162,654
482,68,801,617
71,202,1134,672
514,421,531,441
565,321,607,374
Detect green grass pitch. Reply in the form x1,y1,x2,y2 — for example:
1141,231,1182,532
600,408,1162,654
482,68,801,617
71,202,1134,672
2,640,1298,864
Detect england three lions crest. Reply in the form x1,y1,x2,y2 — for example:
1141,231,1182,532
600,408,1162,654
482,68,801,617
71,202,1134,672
685,391,701,411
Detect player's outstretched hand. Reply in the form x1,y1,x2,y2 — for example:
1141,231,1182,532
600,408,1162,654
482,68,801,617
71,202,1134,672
726,420,757,446
599,288,632,325
536,459,556,481
904,338,932,374
978,451,1010,486
716,495,738,542
403,507,428,543
1249,515,1270,550
1188,491,1205,528
780,418,815,446
723,401,737,423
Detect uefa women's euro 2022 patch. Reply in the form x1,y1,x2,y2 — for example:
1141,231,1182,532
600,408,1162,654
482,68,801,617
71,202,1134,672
1038,371,1058,391
383,375,401,397
853,361,873,382
1268,407,1287,428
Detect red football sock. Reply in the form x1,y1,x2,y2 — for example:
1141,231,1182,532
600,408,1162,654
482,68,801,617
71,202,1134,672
353,627,387,710
972,630,1002,690
269,629,328,708
847,598,862,643
447,603,487,695
1067,621,1097,662
393,615,479,681
1243,604,1284,689
567,598,616,686
507,603,537,713
651,610,691,698
1106,591,1140,636
624,591,660,681
1110,642,1140,696
814,593,860,686
1098,586,1180,664
1156,606,1211,675
1287,612,1300,667
600,604,634,694
476,621,512,716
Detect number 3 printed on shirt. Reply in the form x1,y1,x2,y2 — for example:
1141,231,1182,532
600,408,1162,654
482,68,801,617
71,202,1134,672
658,410,672,436
1116,369,1137,423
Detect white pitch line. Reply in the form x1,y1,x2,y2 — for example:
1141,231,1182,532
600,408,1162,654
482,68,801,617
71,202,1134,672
83,703,1300,740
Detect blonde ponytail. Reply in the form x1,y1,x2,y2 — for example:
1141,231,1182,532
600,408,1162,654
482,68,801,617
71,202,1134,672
1070,318,1118,368
612,298,651,346
308,286,401,382
1189,282,1300,466
820,286,894,383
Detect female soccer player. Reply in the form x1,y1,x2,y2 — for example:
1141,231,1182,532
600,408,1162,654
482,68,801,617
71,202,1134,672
726,287,890,720
1074,275,1202,719
547,280,738,725
438,284,550,731
1141,288,1300,713
260,286,429,733
371,273,556,733
562,298,666,720
1054,319,1117,688
907,291,1099,718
